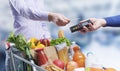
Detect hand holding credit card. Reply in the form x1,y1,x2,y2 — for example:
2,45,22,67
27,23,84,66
70,19,93,33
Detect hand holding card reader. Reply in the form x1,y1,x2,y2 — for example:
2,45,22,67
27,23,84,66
70,20,93,33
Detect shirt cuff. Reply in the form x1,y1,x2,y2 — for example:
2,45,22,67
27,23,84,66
40,11,49,21
104,17,113,27
104,15,120,27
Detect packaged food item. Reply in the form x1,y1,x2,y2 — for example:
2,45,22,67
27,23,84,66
58,30,65,38
44,64,64,71
73,46,86,67
85,52,103,71
55,42,69,65
44,46,59,62
69,41,79,60
35,48,48,66
74,68,85,71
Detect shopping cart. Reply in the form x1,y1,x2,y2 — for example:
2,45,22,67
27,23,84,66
5,43,46,71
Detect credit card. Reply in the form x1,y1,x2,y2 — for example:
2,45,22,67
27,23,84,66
70,19,93,33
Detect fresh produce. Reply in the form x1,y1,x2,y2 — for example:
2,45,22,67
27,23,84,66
104,68,116,71
7,32,31,51
90,67,103,71
29,38,45,49
50,30,71,46
53,59,65,69
29,38,38,49
50,37,71,46
29,38,38,43
85,67,89,71
40,38,50,47
7,33,36,71
36,44,45,49
25,47,37,71
66,61,78,71
86,67,116,71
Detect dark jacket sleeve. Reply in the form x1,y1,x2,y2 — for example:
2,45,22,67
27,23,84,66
104,15,120,27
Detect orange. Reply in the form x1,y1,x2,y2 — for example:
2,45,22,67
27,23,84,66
104,68,116,71
90,68,103,71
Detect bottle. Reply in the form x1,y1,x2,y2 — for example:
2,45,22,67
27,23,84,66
35,48,48,66
69,41,79,60
73,46,86,67
85,52,103,71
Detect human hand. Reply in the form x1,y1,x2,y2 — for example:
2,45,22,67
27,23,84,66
79,18,106,34
48,13,70,26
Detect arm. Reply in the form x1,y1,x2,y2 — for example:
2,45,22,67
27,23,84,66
9,0,70,26
104,15,120,27
9,0,49,21
79,15,120,34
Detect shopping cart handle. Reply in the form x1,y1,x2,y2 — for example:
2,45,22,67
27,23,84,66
5,42,15,50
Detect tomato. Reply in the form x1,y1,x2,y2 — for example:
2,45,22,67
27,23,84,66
40,39,50,47
53,59,65,69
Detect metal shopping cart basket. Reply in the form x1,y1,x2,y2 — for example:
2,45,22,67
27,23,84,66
5,43,46,71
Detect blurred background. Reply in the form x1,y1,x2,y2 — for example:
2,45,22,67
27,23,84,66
0,0,120,70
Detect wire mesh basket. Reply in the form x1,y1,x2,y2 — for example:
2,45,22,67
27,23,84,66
5,43,46,71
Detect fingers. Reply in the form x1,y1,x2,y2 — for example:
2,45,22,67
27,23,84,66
79,19,89,24
79,26,90,34
61,15,70,25
78,23,93,34
56,15,70,26
88,23,95,31
48,13,70,26
63,15,70,23
78,18,97,34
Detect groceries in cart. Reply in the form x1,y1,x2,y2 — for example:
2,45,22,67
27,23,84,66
6,31,117,71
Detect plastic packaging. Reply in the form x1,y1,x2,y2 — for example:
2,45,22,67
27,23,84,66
85,52,103,71
55,42,69,65
69,41,79,60
35,48,48,66
73,46,86,67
